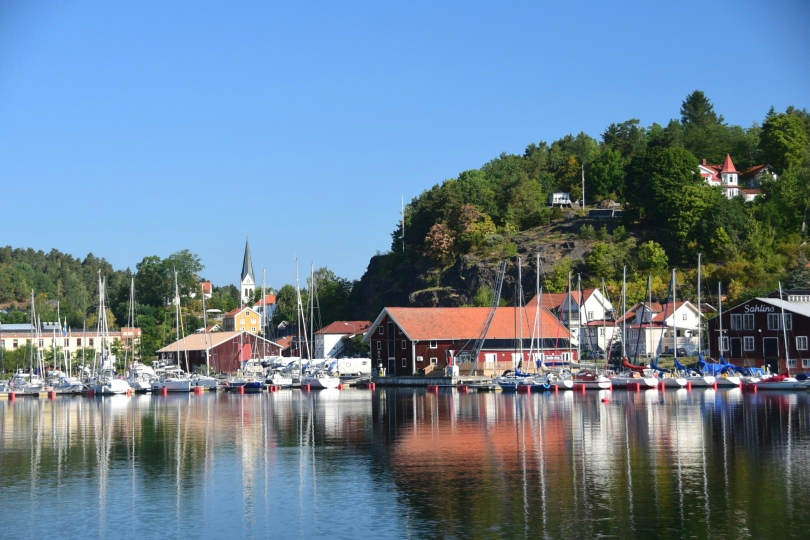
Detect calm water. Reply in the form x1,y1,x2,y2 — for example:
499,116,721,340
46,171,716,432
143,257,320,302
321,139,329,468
1,388,809,539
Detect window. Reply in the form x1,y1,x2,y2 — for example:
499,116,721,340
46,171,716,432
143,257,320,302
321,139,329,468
429,340,438,349
402,358,407,367
251,327,256,332
743,314,754,330
64,338,69,347
38,339,44,348
376,341,381,351
719,337,728,351
731,314,742,330
804,359,810,368
378,327,383,335
430,357,438,364
77,338,82,347
89,338,94,347
682,312,688,321
401,340,406,350
599,328,604,336
769,313,793,330
744,337,755,351
251,318,256,324
13,339,18,349
587,311,594,320
797,336,808,351
788,359,797,368
240,318,245,325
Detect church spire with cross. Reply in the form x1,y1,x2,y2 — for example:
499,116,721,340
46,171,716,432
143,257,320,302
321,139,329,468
241,236,255,303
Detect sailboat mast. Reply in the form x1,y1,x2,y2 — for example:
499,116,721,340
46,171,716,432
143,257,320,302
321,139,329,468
310,263,315,360
622,266,627,359
567,272,572,361
697,253,702,355
779,281,790,376
262,269,267,358
295,258,303,375
576,274,582,362
174,269,181,368
718,282,723,359
202,282,210,375
673,268,678,362
648,275,653,359
533,253,540,371
518,256,523,371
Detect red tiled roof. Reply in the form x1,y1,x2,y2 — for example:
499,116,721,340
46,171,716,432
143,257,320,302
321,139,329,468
315,320,372,335
721,154,737,174
254,294,277,306
742,164,768,178
200,281,212,293
525,288,596,310
275,336,294,350
382,307,570,341
224,306,255,318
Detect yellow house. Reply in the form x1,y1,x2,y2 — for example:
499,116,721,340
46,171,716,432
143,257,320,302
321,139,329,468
223,306,261,334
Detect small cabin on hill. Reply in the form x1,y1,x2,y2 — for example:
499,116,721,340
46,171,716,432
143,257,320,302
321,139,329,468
549,191,572,207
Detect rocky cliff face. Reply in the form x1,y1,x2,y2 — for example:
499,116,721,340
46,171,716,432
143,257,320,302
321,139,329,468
349,217,615,319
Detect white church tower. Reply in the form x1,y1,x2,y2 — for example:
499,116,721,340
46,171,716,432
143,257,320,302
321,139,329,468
241,237,255,304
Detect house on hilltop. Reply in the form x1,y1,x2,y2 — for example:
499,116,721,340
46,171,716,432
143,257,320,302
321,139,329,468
699,154,775,201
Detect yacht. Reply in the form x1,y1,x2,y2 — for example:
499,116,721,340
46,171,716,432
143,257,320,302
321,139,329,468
151,365,192,392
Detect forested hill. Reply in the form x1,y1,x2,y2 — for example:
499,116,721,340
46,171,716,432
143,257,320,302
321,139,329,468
349,91,810,318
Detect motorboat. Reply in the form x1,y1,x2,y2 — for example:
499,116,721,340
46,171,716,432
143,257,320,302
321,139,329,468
546,371,575,390
52,374,86,394
223,375,265,393
752,374,805,391
93,371,130,395
266,371,293,388
572,370,612,390
151,365,192,393
301,371,340,390
8,370,45,395
127,362,156,393
191,372,218,390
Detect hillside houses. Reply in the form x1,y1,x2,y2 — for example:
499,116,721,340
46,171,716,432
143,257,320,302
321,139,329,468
699,154,775,201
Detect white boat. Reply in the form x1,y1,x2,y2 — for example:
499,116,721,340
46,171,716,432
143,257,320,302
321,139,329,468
611,374,658,389
93,374,130,395
266,372,293,387
151,366,192,392
301,371,340,389
52,374,86,394
659,375,688,388
127,362,156,392
572,371,612,390
684,374,716,387
8,370,45,394
715,375,743,388
546,373,575,390
753,374,805,391
191,373,218,390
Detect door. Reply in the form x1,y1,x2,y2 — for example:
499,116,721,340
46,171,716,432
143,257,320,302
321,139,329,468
763,337,778,358
730,338,742,358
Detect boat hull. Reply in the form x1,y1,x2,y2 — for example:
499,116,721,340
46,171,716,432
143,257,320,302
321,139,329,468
94,379,130,395
754,378,804,391
660,377,688,388
715,376,742,388
151,380,192,392
549,379,574,390
687,376,716,388
302,376,340,389
612,377,658,389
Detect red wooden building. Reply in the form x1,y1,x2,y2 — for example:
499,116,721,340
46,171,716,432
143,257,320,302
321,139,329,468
707,296,810,375
365,307,575,376
156,331,282,373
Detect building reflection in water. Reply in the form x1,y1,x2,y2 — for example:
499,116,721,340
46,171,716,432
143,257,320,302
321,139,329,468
1,388,809,538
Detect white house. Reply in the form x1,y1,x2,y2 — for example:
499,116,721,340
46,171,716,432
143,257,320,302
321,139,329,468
699,154,773,201
618,300,702,358
526,288,615,352
313,320,372,358
549,191,572,207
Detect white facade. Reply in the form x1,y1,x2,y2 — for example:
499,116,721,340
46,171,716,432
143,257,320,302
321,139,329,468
557,289,614,351
549,191,572,206
313,332,350,358
622,302,701,358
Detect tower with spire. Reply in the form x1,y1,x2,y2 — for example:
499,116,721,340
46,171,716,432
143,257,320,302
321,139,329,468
241,237,255,304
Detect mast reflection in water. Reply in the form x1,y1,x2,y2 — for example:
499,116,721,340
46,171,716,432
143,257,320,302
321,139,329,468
0,388,809,539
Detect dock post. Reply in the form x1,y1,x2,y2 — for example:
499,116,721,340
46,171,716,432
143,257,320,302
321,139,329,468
9,392,16,402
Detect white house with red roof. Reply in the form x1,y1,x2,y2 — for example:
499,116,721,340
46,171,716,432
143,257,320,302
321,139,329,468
617,300,702,358
313,320,372,358
364,306,574,377
525,287,614,352
698,154,774,201
253,292,277,332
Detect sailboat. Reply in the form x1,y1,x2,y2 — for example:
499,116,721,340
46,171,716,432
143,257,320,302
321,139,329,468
121,278,155,392
641,275,687,389
299,262,340,390
667,266,714,388
710,275,744,388
91,273,130,395
152,271,193,393
190,281,218,390
610,267,658,389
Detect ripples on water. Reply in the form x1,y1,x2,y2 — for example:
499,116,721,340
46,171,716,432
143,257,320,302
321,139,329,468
0,388,808,539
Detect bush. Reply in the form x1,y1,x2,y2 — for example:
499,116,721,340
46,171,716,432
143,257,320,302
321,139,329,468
580,224,596,239
550,207,564,221
613,225,628,242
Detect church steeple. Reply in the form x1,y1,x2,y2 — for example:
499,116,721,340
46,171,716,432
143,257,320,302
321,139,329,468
241,237,255,303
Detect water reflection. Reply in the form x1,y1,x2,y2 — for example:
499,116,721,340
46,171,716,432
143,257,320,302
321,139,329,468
1,389,808,538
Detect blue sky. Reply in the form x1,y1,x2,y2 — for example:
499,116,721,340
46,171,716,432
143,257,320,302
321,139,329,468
1,0,808,290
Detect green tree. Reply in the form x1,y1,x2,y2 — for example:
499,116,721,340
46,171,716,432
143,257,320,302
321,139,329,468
637,241,669,273
759,113,809,174
588,147,625,200
625,147,701,221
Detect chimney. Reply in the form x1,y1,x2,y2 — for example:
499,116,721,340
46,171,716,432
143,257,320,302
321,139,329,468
702,158,707,166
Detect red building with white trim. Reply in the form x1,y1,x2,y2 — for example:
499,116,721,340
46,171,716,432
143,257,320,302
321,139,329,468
365,307,575,376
